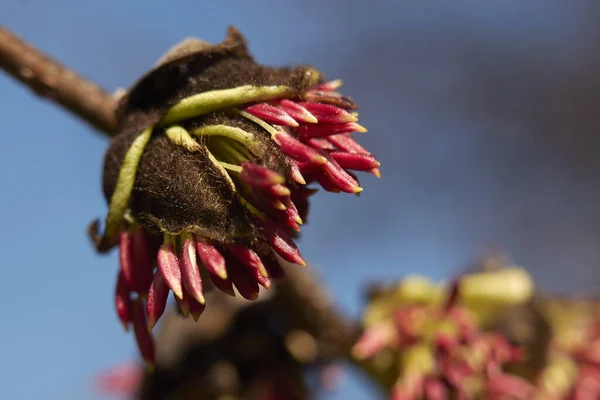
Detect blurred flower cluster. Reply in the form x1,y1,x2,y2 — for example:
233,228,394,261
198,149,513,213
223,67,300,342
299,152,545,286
532,298,600,399
353,266,600,399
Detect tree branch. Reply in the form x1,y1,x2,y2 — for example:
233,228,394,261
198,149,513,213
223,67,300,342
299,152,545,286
0,26,118,134
274,265,360,359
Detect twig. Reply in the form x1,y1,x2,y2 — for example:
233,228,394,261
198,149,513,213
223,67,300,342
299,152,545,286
274,264,360,359
0,26,118,134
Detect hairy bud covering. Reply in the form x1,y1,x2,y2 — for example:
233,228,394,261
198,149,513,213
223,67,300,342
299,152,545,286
90,26,380,364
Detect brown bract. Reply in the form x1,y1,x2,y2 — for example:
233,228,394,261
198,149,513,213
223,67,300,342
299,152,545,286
101,27,320,243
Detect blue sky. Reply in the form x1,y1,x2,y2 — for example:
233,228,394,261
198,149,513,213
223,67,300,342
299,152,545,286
2,1,600,399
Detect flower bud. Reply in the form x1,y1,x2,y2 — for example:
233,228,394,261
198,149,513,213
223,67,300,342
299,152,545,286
90,26,380,364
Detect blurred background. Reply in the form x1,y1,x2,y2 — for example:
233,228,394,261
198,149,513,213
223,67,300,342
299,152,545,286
2,1,600,398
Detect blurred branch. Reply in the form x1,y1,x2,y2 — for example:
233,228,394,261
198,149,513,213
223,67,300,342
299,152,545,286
136,266,376,399
274,265,359,359
0,26,118,134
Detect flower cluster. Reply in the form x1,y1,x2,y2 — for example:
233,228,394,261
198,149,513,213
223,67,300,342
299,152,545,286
354,266,600,399
95,362,142,398
353,268,536,399
532,298,600,399
91,27,379,366
355,306,531,399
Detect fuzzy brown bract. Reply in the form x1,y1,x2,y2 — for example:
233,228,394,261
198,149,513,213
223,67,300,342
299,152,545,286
103,131,250,241
115,27,321,134
101,27,322,248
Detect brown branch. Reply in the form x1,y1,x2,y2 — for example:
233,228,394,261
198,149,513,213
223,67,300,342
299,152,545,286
0,26,118,134
139,267,361,399
274,264,360,359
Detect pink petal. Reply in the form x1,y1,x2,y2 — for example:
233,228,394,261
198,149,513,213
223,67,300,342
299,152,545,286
260,218,306,266
157,243,183,299
294,161,323,174
308,172,341,193
487,373,535,400
115,272,132,331
281,196,302,224
268,208,301,232
131,227,154,296
272,99,318,123
295,122,366,139
435,333,458,353
261,253,286,280
573,366,600,400
196,241,227,280
312,80,343,92
327,133,369,154
227,244,269,281
320,153,363,193
306,137,336,150
289,161,306,184
245,103,299,127
146,272,169,330
352,322,396,359
391,373,424,400
180,237,205,305
327,134,381,177
442,359,472,389
188,295,206,322
240,162,285,187
330,151,380,171
299,102,357,124
290,186,315,223
132,298,155,366
424,379,448,400
575,340,600,365
273,131,328,164
95,362,142,396
227,257,261,300
119,231,135,291
263,183,292,197
249,190,286,211
209,273,235,297
174,290,190,317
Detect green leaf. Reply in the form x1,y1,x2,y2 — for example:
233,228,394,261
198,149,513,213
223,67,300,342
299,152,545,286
159,85,294,126
100,127,153,248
